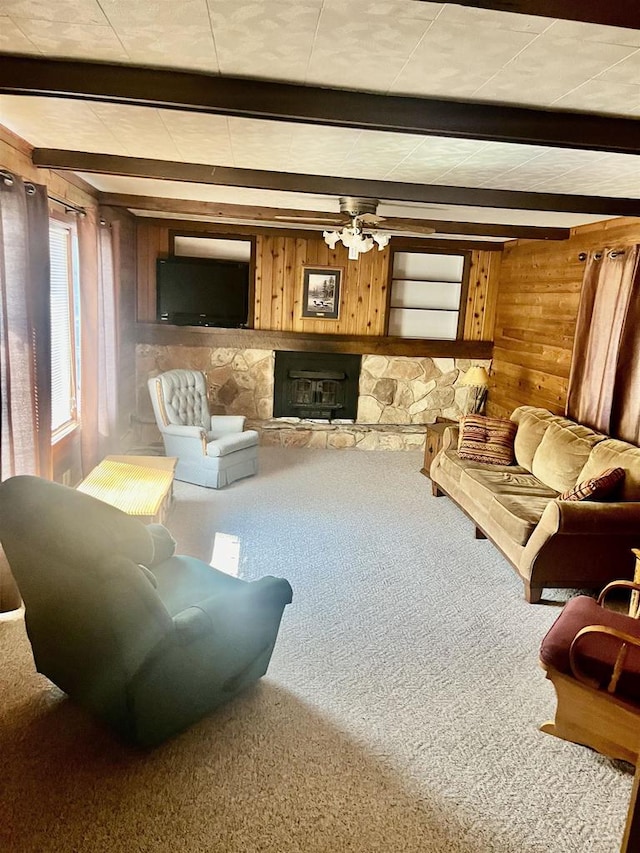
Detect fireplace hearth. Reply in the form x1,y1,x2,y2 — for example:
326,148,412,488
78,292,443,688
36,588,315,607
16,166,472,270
273,351,361,421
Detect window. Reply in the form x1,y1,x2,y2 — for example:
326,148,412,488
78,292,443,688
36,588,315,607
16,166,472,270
388,251,465,340
49,218,80,439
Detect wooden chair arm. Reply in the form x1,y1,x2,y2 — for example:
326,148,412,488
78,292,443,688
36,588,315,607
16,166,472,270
570,624,640,695
598,580,640,613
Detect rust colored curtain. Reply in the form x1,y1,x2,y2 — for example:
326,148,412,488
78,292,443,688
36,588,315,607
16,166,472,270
567,246,640,444
0,175,51,480
0,174,50,612
78,211,118,475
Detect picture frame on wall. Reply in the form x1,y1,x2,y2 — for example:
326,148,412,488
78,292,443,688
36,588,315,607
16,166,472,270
301,266,342,320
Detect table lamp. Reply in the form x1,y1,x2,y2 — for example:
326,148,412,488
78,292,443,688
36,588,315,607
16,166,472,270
460,365,490,414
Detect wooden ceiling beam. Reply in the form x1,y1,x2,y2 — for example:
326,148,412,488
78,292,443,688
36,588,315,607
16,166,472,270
34,149,640,216
99,192,570,240
3,55,640,156
437,1,640,30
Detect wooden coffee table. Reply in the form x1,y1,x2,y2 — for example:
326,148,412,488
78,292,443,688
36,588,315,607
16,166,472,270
78,455,177,524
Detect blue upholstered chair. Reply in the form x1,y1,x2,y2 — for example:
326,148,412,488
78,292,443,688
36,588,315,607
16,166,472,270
0,475,292,747
148,368,259,488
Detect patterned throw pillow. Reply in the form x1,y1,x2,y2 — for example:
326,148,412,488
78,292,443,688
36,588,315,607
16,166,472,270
458,415,517,465
559,467,625,501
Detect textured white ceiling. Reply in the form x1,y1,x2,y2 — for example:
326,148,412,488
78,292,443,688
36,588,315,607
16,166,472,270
1,95,639,200
78,175,612,230
1,0,639,231
2,0,640,112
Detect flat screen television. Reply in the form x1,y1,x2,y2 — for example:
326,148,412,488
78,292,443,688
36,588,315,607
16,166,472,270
156,256,250,327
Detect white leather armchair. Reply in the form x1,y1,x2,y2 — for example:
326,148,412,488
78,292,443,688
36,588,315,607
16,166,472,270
148,369,259,488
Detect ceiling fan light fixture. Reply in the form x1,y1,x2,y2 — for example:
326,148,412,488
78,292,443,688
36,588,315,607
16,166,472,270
372,232,390,250
322,230,341,250
323,220,390,260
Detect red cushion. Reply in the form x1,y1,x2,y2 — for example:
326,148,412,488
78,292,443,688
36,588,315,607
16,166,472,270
558,466,625,501
540,595,640,703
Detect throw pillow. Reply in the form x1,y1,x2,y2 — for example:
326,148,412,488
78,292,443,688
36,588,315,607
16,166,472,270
559,467,625,501
458,415,517,465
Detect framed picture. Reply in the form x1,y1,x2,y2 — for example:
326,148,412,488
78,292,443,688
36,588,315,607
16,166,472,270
301,266,342,320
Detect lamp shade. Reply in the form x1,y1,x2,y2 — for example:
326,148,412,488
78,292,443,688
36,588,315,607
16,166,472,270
460,366,490,387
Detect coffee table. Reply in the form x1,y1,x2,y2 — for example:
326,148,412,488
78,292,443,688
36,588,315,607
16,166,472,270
78,455,177,524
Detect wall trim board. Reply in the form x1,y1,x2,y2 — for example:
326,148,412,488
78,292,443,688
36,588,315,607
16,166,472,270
136,322,493,359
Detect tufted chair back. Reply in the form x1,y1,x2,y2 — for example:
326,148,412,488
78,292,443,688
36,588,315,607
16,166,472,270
150,369,211,429
148,368,259,489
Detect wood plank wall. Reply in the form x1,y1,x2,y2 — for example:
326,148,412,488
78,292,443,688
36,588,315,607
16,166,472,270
102,205,138,436
488,217,640,419
464,249,501,341
136,220,501,340
254,234,389,335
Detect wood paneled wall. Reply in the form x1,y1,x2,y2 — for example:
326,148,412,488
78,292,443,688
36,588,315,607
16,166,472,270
102,206,138,436
488,217,640,419
137,219,171,323
464,249,501,341
254,234,389,335
136,219,501,341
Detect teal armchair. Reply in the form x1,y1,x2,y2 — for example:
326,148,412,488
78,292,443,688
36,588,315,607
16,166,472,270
0,475,292,747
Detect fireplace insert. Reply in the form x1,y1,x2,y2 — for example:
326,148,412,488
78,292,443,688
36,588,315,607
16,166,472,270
273,351,361,421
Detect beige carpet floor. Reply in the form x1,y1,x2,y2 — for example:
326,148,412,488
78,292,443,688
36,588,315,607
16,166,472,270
0,448,633,852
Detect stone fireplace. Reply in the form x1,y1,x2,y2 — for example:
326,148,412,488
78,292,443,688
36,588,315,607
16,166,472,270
136,343,491,452
273,351,361,421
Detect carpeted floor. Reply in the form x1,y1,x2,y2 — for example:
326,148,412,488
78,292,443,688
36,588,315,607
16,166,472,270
0,449,633,852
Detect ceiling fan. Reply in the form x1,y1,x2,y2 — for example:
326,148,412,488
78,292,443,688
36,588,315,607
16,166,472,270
273,196,436,258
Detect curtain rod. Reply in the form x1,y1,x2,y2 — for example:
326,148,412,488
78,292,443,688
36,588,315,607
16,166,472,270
0,169,87,216
578,249,626,261
48,195,87,217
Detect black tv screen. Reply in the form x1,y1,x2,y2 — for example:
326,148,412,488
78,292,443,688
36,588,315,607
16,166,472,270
156,256,250,327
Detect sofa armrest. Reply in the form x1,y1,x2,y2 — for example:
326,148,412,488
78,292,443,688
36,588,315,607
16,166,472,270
162,424,206,440
172,576,293,645
538,500,640,536
160,425,207,459
441,425,460,452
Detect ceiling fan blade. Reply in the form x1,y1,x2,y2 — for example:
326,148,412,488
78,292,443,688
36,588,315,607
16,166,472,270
358,213,386,225
272,214,343,224
381,224,437,236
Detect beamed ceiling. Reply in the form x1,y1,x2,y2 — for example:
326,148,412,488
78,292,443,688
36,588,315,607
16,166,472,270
1,0,640,242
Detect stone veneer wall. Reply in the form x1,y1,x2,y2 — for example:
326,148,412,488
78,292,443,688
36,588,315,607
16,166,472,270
357,355,481,424
136,345,490,451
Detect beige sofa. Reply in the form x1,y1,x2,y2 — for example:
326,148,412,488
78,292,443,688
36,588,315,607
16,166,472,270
430,406,640,603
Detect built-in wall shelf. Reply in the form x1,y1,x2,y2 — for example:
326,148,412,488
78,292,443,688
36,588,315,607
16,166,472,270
136,323,493,359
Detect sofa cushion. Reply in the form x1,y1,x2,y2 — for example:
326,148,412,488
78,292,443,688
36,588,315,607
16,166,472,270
540,595,640,704
511,407,561,470
438,448,526,485
559,467,625,502
460,468,558,507
489,494,554,546
578,439,640,501
458,415,517,465
206,430,259,458
531,421,604,493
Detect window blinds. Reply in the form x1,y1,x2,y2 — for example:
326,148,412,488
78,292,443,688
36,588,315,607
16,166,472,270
49,222,75,432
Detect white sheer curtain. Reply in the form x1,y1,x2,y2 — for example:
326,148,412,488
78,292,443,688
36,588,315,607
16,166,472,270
77,209,118,474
